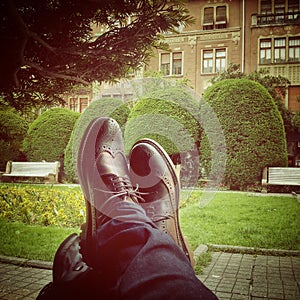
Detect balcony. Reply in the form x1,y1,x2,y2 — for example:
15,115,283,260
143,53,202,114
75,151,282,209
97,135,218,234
258,64,300,85
252,11,300,26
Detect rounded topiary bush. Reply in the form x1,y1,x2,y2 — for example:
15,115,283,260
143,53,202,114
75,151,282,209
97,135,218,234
64,98,131,182
125,86,201,155
22,108,80,180
201,78,288,190
124,86,202,187
0,109,28,171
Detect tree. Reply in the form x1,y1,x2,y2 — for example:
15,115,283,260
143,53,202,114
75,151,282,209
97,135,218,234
211,64,293,133
293,111,300,132
0,0,193,111
0,109,28,171
201,79,288,190
22,108,79,181
124,86,202,187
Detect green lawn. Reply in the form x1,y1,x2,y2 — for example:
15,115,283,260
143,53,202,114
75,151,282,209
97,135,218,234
180,191,300,251
0,190,299,262
0,219,79,261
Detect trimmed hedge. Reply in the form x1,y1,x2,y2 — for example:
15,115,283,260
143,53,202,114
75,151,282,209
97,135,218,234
124,86,201,156
201,79,288,190
22,108,79,180
124,86,202,187
64,98,131,182
0,110,28,171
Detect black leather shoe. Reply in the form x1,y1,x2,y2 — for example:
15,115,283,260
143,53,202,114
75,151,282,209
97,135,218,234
37,234,100,300
53,233,91,284
77,117,138,266
129,138,194,264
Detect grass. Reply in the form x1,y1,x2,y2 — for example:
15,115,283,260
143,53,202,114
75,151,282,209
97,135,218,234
0,219,79,261
180,191,300,251
0,189,299,263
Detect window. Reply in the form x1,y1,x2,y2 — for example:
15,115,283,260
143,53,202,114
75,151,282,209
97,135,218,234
259,0,300,24
69,98,77,112
161,53,170,75
202,49,226,74
216,6,227,29
288,0,299,12
172,52,182,75
160,52,183,76
203,7,214,30
79,98,88,112
215,49,226,72
203,6,227,30
203,50,213,73
288,0,299,20
259,36,300,64
274,0,285,21
261,0,272,15
260,39,272,64
274,38,286,63
289,37,300,62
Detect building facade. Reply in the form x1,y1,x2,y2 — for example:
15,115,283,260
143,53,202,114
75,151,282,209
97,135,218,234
146,0,300,111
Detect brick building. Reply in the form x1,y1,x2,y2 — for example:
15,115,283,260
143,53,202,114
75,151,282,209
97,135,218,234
146,0,300,111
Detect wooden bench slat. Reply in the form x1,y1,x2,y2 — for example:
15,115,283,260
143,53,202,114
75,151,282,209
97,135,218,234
262,166,300,191
2,161,60,183
3,173,51,177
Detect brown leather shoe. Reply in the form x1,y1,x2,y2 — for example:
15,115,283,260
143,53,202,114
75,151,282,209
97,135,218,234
129,138,194,264
77,117,138,266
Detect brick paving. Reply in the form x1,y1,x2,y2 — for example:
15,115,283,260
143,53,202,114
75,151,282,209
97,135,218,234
0,252,299,300
199,252,300,300
0,262,51,300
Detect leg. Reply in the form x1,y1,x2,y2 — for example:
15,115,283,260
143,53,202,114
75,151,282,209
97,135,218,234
77,117,218,300
94,201,217,300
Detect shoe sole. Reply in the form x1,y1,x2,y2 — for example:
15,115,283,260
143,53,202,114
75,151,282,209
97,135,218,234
77,117,111,264
131,138,191,262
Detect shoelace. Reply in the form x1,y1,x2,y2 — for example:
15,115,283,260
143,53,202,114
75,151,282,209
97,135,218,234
95,175,146,204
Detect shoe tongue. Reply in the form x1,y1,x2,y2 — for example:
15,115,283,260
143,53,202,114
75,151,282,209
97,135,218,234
96,151,129,178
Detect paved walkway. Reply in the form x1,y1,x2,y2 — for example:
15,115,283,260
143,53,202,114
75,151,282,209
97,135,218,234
0,252,299,300
199,252,300,300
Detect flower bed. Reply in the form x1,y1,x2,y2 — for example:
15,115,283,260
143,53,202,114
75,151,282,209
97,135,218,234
0,184,85,227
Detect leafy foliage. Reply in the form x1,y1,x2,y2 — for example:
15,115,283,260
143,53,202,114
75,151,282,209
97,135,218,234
64,98,131,182
0,0,193,112
0,109,28,171
211,64,293,133
124,86,201,156
292,111,300,132
0,184,84,227
201,79,288,190
22,108,79,180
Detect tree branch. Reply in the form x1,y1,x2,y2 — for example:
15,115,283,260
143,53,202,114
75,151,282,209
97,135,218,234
26,62,90,85
28,31,57,54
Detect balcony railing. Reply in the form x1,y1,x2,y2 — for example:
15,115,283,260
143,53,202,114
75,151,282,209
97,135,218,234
252,11,300,26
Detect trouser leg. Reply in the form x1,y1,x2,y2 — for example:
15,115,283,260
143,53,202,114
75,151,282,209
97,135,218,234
94,201,218,300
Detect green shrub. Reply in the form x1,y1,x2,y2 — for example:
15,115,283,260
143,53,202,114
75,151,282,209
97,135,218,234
293,111,300,132
201,79,288,190
22,108,80,180
124,87,201,155
0,184,84,227
0,109,28,171
64,98,131,182
124,86,202,187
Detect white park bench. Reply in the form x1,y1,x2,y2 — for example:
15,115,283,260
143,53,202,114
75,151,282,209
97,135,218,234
2,161,60,183
262,167,300,192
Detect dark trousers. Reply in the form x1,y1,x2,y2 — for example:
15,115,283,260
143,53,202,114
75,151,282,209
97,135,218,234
37,200,218,300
